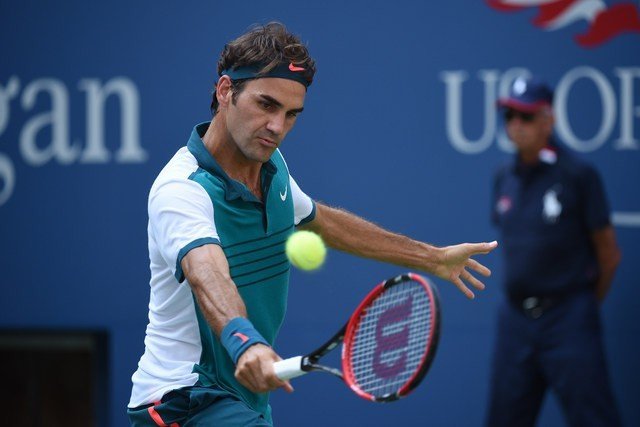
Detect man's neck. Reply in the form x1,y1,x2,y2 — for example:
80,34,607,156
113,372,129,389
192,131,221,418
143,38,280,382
518,149,541,165
202,118,263,197
518,139,551,165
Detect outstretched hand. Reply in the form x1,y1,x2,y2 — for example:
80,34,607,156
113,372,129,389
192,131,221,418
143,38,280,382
432,241,498,299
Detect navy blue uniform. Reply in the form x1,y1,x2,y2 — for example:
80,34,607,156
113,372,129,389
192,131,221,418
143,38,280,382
487,143,621,427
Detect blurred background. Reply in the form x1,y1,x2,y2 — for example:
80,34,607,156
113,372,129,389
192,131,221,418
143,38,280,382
1,0,638,425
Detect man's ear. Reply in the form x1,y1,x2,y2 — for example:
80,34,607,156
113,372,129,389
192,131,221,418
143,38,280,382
216,75,233,109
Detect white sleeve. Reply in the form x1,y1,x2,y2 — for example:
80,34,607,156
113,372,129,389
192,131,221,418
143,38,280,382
149,178,220,282
289,175,316,226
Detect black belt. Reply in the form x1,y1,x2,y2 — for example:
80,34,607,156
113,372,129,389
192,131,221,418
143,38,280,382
508,294,567,319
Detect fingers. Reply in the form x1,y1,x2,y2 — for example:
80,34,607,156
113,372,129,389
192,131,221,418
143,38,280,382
281,380,294,393
466,258,492,277
236,364,289,393
469,240,498,255
235,365,260,391
235,345,294,394
453,266,492,299
264,369,294,393
452,277,475,299
461,269,485,291
236,367,284,393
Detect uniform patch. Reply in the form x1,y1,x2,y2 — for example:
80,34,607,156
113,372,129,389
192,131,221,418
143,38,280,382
543,187,562,223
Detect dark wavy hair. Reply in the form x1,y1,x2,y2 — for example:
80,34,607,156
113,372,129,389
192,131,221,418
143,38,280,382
210,22,316,114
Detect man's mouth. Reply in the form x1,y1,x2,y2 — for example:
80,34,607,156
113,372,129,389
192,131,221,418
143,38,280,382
257,137,278,148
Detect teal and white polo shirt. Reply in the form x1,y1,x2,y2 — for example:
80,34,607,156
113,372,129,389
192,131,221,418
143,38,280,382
129,122,316,418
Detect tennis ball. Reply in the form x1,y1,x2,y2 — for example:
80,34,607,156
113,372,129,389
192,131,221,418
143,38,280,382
285,230,326,271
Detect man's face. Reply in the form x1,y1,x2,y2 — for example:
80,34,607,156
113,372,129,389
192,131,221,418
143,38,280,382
504,108,554,154
223,77,306,163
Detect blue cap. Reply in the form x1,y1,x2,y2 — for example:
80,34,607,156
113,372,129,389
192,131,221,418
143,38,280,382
498,76,553,113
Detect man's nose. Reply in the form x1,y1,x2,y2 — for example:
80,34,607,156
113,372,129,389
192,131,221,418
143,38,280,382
266,113,286,135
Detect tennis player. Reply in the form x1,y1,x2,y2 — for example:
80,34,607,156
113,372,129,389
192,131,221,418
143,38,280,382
127,22,498,426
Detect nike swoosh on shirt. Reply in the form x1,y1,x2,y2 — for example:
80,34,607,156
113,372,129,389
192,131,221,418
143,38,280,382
280,186,288,201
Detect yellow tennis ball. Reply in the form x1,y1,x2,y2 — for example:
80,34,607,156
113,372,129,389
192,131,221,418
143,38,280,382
286,231,326,271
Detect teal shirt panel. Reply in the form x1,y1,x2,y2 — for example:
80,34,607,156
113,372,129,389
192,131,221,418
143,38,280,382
185,122,304,418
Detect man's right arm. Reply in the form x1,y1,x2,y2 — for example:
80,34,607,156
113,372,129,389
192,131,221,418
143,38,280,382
181,244,293,393
181,244,245,333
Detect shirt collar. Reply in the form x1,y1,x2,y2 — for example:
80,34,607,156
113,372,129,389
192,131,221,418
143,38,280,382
187,122,278,202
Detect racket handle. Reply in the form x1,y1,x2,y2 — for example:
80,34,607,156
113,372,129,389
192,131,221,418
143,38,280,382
273,356,306,380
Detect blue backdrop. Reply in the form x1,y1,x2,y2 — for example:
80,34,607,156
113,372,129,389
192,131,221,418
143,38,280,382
2,1,639,426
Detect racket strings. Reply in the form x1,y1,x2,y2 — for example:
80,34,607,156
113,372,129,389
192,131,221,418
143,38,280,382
347,280,434,398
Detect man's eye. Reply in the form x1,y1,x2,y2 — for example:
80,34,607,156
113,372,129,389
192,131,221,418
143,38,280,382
286,111,299,118
259,101,273,110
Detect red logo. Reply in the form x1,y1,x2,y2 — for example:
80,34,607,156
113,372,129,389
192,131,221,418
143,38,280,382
288,63,306,72
233,332,249,343
372,296,412,379
487,0,640,48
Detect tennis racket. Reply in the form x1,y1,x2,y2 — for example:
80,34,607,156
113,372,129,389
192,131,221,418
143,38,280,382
274,272,441,402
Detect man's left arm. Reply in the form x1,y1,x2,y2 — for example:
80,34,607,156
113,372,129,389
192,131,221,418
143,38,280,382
579,164,621,302
591,225,621,302
301,202,497,299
